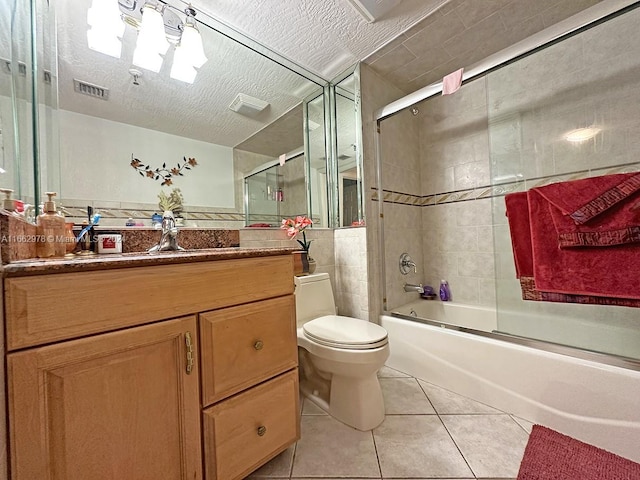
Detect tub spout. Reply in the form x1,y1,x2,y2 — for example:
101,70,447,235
404,283,424,294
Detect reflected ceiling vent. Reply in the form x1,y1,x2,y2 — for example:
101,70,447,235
229,93,269,116
73,79,109,100
344,0,402,22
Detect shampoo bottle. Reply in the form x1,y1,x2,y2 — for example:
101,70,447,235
439,280,451,301
36,192,66,258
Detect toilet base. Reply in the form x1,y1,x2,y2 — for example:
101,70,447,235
298,345,388,431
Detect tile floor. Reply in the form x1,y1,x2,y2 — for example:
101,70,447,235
249,366,533,479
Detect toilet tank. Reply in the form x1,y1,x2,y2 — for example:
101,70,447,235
294,273,337,326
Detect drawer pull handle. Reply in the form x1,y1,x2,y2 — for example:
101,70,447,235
257,425,267,436
253,340,264,351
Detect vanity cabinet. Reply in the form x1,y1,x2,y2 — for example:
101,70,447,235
3,252,299,480
7,316,202,480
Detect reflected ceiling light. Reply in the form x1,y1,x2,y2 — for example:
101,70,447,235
170,9,207,84
170,54,197,83
87,1,207,81
132,2,170,73
87,0,125,58
564,126,602,143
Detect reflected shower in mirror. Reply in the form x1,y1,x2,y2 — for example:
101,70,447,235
243,151,306,227
335,73,359,226
306,91,329,228
334,67,364,227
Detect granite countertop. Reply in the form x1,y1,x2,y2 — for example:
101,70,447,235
2,247,297,277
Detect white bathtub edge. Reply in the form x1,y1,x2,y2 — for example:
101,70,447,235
381,315,640,462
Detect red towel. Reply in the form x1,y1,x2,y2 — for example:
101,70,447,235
533,173,640,247
529,186,640,300
504,190,640,307
505,193,533,279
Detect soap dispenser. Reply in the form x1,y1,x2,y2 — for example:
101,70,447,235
0,188,17,215
36,192,66,258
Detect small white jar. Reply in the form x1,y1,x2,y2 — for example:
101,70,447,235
97,234,123,254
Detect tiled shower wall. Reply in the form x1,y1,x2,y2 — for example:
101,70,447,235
371,73,496,311
418,79,494,308
359,64,416,320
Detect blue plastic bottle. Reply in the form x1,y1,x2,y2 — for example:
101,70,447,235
439,280,451,301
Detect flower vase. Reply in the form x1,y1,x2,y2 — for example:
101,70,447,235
293,251,310,276
307,255,317,274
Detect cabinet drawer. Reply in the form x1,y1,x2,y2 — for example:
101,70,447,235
200,295,297,405
203,369,300,480
5,255,293,350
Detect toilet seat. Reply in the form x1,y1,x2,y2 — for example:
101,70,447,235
302,315,388,350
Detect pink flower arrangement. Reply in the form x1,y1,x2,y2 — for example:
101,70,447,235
281,215,313,252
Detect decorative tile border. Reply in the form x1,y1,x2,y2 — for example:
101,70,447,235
62,205,246,223
372,161,640,207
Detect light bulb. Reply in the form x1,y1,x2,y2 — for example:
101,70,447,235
86,0,124,58
133,3,171,72
179,23,207,68
170,55,197,83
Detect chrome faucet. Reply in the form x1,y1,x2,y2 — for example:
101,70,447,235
148,211,184,253
403,283,424,294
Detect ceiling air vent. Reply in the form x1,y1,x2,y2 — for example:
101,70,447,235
345,0,402,22
73,79,109,100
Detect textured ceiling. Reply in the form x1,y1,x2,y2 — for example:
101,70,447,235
52,0,605,154
190,0,448,79
363,0,605,94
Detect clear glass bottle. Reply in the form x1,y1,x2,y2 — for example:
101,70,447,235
36,192,66,258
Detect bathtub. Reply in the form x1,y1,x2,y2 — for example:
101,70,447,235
381,310,640,462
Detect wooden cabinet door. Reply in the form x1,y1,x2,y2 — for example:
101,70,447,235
7,316,202,480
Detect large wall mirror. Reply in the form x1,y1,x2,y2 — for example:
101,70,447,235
19,0,327,228
3,0,367,231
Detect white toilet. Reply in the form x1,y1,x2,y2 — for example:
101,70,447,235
294,273,389,431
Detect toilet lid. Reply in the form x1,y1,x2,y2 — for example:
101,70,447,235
302,315,388,350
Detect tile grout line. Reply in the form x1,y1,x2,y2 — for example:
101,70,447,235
370,428,384,479
415,378,478,480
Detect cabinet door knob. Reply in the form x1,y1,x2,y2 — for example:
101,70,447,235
253,340,264,351
257,425,267,436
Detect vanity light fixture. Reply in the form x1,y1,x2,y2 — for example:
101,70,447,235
87,0,126,58
87,1,208,82
564,126,602,143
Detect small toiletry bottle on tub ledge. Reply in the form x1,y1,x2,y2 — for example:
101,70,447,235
439,280,451,301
